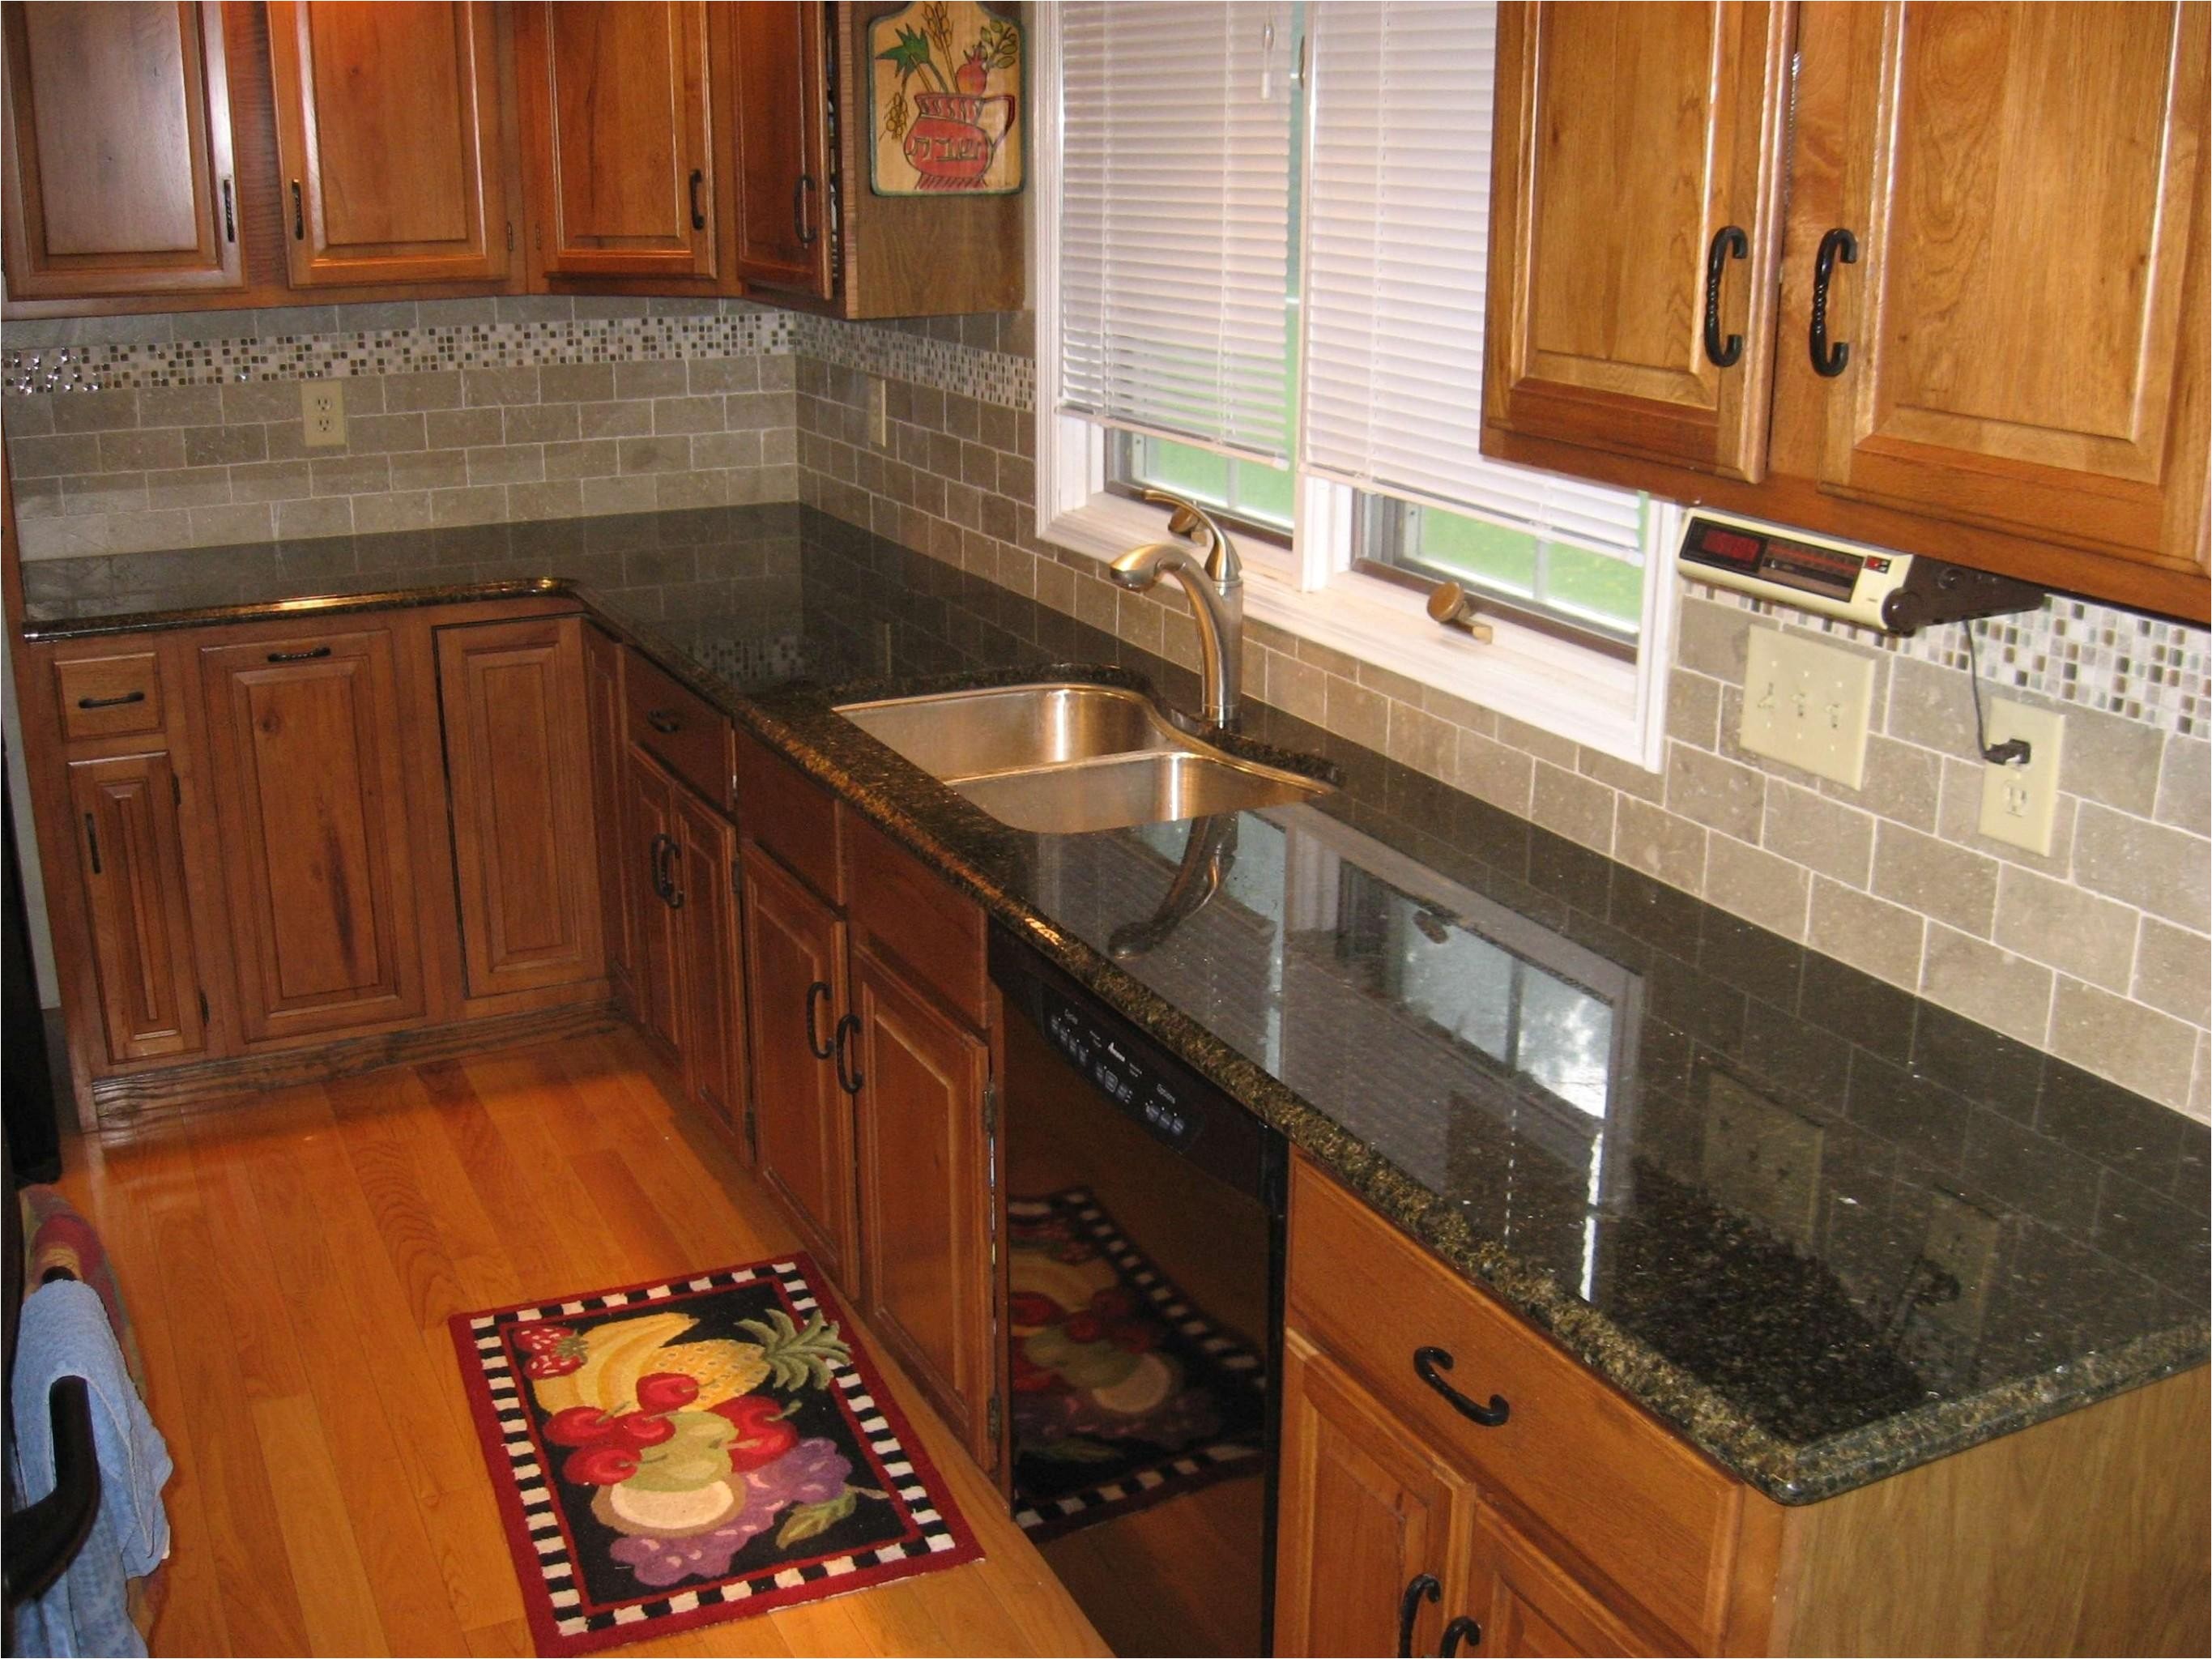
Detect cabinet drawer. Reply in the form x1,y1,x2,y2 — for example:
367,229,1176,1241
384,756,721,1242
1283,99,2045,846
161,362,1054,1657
1288,1158,1743,1648
846,812,987,1029
624,652,733,812
735,727,842,906
53,651,165,742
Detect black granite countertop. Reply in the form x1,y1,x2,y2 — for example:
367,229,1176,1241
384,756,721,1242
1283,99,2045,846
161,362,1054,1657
25,505,2210,1505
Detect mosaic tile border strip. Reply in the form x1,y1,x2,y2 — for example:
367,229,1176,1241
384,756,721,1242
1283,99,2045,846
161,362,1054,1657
791,314,1034,411
1690,579,2210,739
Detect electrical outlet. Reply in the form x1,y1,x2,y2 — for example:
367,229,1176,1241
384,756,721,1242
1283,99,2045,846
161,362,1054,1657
1976,699,2064,855
867,375,889,449
301,378,347,447
1737,629,1877,788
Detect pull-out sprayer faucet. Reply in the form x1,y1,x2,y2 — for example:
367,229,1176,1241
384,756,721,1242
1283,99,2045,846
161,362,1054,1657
1107,490,1244,728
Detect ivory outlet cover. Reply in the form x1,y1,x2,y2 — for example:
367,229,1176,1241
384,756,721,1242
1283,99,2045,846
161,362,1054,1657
1976,699,2064,855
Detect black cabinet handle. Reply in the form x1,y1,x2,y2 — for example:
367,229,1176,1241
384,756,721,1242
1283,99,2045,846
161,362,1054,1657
291,178,305,241
646,710,683,735
1809,226,1857,377
1702,224,1748,368
804,980,834,1060
648,832,676,906
688,168,707,231
1439,1615,1482,1654
220,176,236,243
794,174,817,246
1396,1573,1440,1658
82,813,100,876
832,1012,863,1096
75,690,146,710
266,646,331,663
1413,1346,1509,1427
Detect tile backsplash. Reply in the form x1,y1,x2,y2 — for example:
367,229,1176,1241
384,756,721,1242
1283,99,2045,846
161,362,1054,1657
2,298,2206,1120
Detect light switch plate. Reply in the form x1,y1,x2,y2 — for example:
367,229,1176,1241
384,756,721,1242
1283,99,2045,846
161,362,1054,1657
1976,699,2064,855
867,375,889,448
301,378,347,447
1737,628,1876,789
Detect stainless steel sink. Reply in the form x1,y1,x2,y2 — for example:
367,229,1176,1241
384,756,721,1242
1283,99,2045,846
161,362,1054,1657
834,680,1330,833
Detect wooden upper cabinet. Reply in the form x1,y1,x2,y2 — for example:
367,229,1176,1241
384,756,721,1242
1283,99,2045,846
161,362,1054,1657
729,0,832,298
517,0,716,279
1485,2,1795,481
1813,1,2209,570
197,629,425,1045
0,1,242,297
436,616,603,1004
66,750,206,1067
266,0,511,287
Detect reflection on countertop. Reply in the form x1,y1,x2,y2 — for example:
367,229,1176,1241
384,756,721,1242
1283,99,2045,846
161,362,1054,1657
24,501,2210,1504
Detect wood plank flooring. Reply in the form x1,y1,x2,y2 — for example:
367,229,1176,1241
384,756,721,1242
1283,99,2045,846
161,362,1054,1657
54,1028,1108,1658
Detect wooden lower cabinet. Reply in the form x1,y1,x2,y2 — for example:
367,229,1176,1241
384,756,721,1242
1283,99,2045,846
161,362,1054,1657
621,744,687,1062
1468,1505,1656,1659
582,625,632,998
741,845,858,1292
64,750,206,1065
196,627,425,1045
850,945,995,1468
436,616,603,1003
671,784,743,1132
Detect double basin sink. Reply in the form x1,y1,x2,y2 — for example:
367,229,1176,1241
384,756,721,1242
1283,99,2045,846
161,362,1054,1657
835,681,1329,834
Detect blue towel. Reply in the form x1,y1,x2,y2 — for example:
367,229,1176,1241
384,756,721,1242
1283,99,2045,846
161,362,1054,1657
10,1279,173,1659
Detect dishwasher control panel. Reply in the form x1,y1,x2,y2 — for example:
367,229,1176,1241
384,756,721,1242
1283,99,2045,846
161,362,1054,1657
1040,983,1201,1152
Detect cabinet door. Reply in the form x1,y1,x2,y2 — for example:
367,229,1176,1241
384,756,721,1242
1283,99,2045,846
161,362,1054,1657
198,629,424,1044
518,0,716,279
1,1,241,296
582,627,631,998
1485,2,1794,481
741,847,858,1294
851,946,993,1465
1275,1328,1478,1659
1464,1504,1660,1658
729,0,832,296
623,745,686,1062
266,0,511,285
437,616,603,1002
671,787,744,1139
66,752,205,1065
1813,1,2208,568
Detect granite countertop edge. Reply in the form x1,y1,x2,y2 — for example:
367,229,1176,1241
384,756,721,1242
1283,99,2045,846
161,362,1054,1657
25,577,2210,1509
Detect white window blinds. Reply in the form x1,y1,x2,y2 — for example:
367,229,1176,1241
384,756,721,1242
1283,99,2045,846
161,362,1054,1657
1057,2,1294,464
1301,2,1647,564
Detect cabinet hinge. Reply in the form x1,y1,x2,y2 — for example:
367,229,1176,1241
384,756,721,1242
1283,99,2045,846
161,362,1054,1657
505,220,515,254
170,773,181,806
982,1077,997,1138
732,855,743,892
197,988,209,1023
986,1394,1001,1445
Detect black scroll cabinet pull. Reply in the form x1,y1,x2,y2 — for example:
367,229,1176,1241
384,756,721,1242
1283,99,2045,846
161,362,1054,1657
1439,1614,1483,1653
75,691,144,711
832,1013,863,1096
1809,227,1858,377
266,646,332,664
1413,1345,1510,1427
688,168,707,231
794,175,818,246
1396,1572,1441,1657
646,710,683,736
291,179,305,240
803,980,834,1060
1703,225,1748,367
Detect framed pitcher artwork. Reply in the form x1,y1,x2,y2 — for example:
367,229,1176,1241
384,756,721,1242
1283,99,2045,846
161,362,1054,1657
868,1,1024,196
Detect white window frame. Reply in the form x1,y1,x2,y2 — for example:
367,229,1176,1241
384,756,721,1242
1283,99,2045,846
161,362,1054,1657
1030,2,1677,770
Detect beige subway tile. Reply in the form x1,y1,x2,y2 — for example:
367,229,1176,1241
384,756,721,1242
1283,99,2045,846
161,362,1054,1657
6,433,103,477
309,454,390,497
1763,779,1875,886
426,407,505,449
346,412,427,454
693,431,762,471
613,362,686,399
227,460,315,502
2156,738,2210,838
462,367,540,407
51,390,140,432
1885,654,1980,753
2073,802,2211,929
183,424,266,467
1920,923,2054,1046
1385,700,1456,783
1529,762,1615,854
352,491,434,535
652,395,726,435
654,471,728,510
8,476,61,518
2061,706,2167,818
2048,976,2198,1109
467,446,542,486
1419,684,1495,738
275,496,353,541
539,363,616,403
388,450,470,492
1268,650,1327,723
1356,659,1427,708
1704,833,1810,940
98,428,184,471
1326,676,1391,753
2190,1034,2210,1124
2133,915,2211,1029
1665,669,1720,749
1809,877,1925,987
219,381,300,424
543,439,622,480
1872,821,2000,936
1494,711,1579,769
380,372,463,412
143,468,232,511
429,484,509,527
62,474,145,516
1991,864,2139,992
19,515,114,559
1296,637,1362,680
1454,731,1534,814
186,502,272,547
1579,744,1665,804
1613,795,1705,891
135,385,224,427
1675,598,1753,681
1117,589,1167,657
1665,742,1765,841
686,357,759,394
1822,733,1943,834
1,394,56,437
579,475,658,515
618,437,691,475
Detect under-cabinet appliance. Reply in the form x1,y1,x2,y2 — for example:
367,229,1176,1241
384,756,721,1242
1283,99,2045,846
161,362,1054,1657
989,924,1286,1659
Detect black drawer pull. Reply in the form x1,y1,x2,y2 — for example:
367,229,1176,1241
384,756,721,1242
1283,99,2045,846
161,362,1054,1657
82,813,101,876
646,710,683,735
291,178,305,241
794,173,817,246
804,980,834,1060
1439,1615,1482,1654
689,167,707,230
75,690,146,710
266,646,332,663
1413,1346,1509,1427
1809,226,1857,377
832,1012,863,1097
1396,1573,1439,1658
1702,224,1747,367
220,176,235,243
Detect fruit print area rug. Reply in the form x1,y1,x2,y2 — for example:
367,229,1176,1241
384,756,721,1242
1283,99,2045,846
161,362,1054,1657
1008,1188,1267,1542
449,1256,978,1656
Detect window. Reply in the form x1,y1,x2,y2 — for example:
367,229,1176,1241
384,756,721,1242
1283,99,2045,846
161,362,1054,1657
1036,1,1679,766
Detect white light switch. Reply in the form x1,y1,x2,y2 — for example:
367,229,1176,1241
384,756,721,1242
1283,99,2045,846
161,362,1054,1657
1976,700,2063,855
1737,629,1876,789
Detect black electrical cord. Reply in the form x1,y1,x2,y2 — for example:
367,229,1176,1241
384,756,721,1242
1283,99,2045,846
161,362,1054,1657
1963,621,2031,766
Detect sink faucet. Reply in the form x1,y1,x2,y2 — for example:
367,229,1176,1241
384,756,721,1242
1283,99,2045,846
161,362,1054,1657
1108,489,1243,729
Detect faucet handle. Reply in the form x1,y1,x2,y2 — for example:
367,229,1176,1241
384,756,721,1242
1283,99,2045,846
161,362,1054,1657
1139,489,1241,586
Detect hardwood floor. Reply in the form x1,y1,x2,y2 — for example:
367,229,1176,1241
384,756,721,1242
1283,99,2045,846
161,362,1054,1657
54,1028,1108,1658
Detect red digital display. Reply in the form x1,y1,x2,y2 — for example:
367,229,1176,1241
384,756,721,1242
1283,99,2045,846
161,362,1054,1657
1702,527,1762,564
